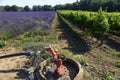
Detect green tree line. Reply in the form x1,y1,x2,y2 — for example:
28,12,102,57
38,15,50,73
0,0,120,12
80,0,120,12
0,5,53,11
55,0,120,12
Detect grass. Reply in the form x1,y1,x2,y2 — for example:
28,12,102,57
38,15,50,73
103,75,115,80
112,52,120,58
114,61,120,68
9,14,58,48
0,40,6,47
111,52,120,68
75,55,88,66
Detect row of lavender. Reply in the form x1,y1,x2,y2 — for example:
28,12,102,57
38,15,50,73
0,11,55,40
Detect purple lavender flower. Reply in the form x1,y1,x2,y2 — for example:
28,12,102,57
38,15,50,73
0,11,55,39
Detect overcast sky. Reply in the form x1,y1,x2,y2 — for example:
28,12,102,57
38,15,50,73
0,0,76,7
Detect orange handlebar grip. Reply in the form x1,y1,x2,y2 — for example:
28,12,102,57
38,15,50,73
47,46,57,57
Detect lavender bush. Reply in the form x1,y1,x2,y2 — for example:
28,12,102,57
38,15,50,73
0,11,55,40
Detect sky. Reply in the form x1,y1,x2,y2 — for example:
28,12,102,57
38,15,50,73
0,0,76,7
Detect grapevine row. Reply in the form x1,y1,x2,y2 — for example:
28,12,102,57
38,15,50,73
57,10,120,36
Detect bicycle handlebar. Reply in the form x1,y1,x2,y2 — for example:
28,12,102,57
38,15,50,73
0,51,42,59
0,53,24,59
0,45,54,59
23,51,42,56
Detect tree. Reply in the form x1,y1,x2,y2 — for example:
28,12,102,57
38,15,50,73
4,5,11,11
42,5,53,11
24,6,30,11
80,0,91,10
54,5,63,10
10,5,19,11
38,5,42,11
64,3,72,10
71,2,80,10
32,5,39,11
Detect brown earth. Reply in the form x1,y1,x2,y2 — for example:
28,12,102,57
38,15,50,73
0,47,29,80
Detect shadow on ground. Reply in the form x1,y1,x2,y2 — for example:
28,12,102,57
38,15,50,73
0,69,28,79
104,34,120,51
57,16,91,54
16,69,28,79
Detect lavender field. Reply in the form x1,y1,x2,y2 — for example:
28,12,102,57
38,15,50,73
0,11,55,40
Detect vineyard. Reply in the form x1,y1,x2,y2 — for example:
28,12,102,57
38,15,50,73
58,10,120,36
57,10,120,80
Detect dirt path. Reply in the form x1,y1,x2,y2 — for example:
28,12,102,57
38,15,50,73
0,46,29,80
